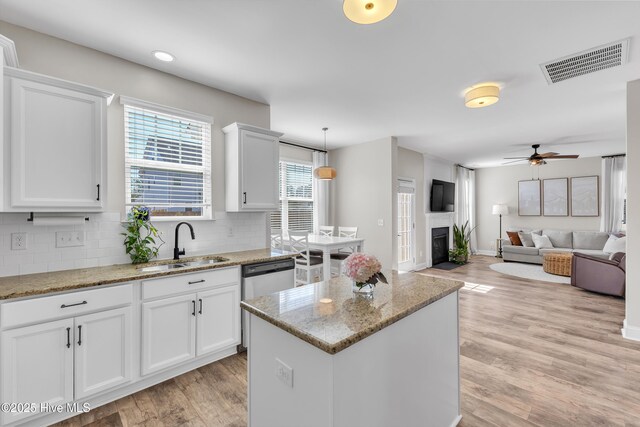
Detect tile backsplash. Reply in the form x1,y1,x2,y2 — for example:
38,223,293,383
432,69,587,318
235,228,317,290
0,211,268,277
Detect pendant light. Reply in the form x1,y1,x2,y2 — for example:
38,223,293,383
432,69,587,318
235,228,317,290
343,0,398,25
314,128,337,180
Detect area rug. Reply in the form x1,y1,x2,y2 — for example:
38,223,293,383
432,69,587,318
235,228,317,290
489,262,571,284
431,262,461,271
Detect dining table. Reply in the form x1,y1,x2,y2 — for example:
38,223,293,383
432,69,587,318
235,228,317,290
305,234,365,281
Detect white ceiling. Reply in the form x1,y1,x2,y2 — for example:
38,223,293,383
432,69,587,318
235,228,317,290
1,0,638,167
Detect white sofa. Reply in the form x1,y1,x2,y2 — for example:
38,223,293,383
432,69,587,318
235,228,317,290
501,229,611,264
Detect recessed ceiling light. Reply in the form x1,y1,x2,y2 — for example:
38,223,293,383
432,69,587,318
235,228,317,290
152,50,175,62
343,0,397,25
464,84,500,108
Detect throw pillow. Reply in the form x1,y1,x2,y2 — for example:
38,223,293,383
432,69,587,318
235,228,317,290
532,234,554,249
518,232,535,247
506,231,523,246
603,235,626,254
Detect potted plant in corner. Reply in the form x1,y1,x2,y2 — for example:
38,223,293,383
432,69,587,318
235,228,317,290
449,221,476,265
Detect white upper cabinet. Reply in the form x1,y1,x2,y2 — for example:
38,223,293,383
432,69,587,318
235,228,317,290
2,67,112,212
223,122,283,212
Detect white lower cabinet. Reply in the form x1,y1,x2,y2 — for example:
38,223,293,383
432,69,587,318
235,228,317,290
1,319,74,425
0,306,132,425
142,282,241,375
141,294,197,376
74,307,132,399
197,285,241,356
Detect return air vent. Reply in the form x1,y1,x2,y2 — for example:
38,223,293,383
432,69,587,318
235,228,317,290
540,38,630,84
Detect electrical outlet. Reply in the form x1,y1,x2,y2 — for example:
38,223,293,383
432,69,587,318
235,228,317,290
56,231,85,248
11,232,27,250
377,219,384,226
275,358,293,388
227,226,234,237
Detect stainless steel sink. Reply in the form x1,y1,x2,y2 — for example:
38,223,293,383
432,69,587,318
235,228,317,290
137,257,229,273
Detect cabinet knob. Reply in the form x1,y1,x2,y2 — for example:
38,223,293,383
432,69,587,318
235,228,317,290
77,325,82,346
243,192,247,204
192,300,196,316
66,327,71,349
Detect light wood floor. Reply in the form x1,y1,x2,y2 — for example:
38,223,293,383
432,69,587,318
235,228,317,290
55,255,640,427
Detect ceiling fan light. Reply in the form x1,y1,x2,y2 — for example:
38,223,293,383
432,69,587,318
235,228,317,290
465,85,500,108
343,0,398,24
314,166,337,180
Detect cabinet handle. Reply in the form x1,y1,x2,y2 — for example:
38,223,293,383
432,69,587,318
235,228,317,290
192,300,196,316
243,192,247,204
77,325,82,346
96,184,100,201
66,327,71,349
199,298,203,315
188,279,205,285
61,300,87,309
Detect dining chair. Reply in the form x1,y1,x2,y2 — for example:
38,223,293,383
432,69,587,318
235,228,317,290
331,227,359,276
270,228,284,250
288,231,324,286
318,226,334,236
310,226,335,257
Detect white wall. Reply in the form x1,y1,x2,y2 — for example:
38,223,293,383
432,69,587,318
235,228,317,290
475,157,602,253
279,143,313,164
330,137,397,269
624,79,640,341
397,147,426,266
0,22,272,276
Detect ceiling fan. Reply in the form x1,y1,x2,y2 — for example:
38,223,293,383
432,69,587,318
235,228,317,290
504,144,579,166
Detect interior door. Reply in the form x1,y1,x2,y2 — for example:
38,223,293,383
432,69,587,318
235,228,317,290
196,284,241,356
74,307,132,399
1,318,74,425
398,179,416,271
142,294,197,375
240,130,279,210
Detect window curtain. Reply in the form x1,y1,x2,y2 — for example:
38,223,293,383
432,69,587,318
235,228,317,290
601,156,626,233
312,151,330,233
455,166,477,254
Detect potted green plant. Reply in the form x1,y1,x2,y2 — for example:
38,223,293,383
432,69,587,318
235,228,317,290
122,206,164,264
448,221,476,265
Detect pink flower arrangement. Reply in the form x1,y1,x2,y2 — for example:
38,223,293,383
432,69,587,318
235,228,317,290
343,253,387,287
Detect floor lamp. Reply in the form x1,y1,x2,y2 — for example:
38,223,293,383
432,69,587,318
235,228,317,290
492,204,508,258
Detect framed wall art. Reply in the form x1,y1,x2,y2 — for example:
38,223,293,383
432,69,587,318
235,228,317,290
543,178,569,216
571,176,599,217
518,180,541,216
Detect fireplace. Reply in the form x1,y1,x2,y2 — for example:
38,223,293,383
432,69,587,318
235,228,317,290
432,227,450,266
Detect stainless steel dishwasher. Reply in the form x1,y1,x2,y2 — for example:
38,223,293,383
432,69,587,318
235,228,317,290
240,257,295,350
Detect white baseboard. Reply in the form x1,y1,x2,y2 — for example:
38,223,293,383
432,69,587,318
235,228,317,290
622,319,640,341
475,250,496,257
414,262,429,271
450,414,463,427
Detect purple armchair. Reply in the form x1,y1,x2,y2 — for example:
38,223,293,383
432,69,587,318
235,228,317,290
571,252,626,297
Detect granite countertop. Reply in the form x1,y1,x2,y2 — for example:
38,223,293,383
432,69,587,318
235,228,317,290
0,248,295,300
241,271,463,354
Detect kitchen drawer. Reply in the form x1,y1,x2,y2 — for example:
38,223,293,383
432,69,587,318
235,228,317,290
0,284,132,329
141,267,240,301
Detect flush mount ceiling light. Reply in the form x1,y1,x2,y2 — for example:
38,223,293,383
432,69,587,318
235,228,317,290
464,84,500,108
343,0,397,25
152,50,175,62
314,127,337,180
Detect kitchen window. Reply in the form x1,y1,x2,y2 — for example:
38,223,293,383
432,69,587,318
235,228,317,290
270,161,314,232
121,96,213,219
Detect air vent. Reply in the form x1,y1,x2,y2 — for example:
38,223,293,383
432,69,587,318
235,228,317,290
540,38,630,84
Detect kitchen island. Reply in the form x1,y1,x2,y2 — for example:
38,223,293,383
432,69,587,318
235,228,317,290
241,271,464,427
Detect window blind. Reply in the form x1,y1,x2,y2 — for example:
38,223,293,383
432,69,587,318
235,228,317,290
123,100,212,218
270,161,314,232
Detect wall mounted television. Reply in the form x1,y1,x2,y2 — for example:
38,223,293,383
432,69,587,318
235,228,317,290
430,179,455,212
